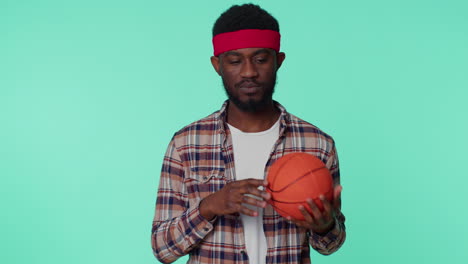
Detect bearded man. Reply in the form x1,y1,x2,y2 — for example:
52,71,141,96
151,4,346,264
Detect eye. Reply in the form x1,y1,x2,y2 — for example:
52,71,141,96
229,60,241,65
255,57,268,64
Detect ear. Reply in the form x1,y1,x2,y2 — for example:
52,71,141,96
210,56,222,76
276,52,286,70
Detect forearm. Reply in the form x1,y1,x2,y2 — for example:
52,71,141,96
151,138,217,263
309,210,346,255
151,202,215,263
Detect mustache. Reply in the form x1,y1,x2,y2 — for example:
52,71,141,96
235,79,261,88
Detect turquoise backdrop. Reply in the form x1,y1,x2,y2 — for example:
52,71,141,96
1,0,467,263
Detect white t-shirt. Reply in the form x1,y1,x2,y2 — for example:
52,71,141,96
227,119,280,264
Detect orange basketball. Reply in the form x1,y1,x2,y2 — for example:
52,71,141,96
267,153,334,221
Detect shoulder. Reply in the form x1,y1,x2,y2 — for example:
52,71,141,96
174,111,219,136
283,112,339,168
170,110,222,147
286,112,335,145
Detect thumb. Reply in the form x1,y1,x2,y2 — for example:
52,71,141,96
333,185,342,209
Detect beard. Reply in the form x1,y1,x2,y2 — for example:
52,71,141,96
222,74,277,113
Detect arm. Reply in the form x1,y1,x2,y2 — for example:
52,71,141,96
151,139,214,263
307,195,346,255
308,143,346,255
290,144,346,255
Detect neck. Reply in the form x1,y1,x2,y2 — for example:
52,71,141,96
226,100,280,133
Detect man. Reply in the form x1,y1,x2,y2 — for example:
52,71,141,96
151,4,346,264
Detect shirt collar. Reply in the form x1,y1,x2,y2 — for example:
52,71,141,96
216,100,290,137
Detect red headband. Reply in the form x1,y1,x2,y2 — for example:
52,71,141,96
212,29,281,56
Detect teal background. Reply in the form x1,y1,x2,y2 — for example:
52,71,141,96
1,0,467,263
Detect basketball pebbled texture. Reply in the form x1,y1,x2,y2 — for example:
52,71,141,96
266,152,334,221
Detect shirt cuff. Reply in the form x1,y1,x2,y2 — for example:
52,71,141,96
186,201,216,240
310,217,343,248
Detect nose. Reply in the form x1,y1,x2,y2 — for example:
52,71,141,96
240,60,259,78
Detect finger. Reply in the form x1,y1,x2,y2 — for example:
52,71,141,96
226,198,244,212
334,185,342,200
239,205,259,217
298,204,315,224
237,178,267,187
306,198,323,222
226,185,245,204
333,185,343,209
241,195,267,208
228,180,269,200
319,195,333,219
240,183,271,201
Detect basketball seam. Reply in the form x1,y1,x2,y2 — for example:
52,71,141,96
269,188,333,204
267,166,327,193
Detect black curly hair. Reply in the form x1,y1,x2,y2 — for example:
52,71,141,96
212,4,279,37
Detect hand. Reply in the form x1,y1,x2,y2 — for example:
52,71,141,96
288,185,342,234
200,179,271,220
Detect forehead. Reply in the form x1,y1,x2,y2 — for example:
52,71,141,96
221,47,275,57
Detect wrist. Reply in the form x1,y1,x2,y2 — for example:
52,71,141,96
313,219,336,235
199,196,216,221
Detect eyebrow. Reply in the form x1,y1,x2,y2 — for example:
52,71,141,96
252,48,271,56
223,48,272,57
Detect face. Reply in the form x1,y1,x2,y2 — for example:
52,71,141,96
211,48,285,112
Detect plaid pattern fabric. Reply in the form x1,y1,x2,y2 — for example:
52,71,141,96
152,101,346,264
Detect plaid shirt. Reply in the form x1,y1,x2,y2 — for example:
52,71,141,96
152,101,346,264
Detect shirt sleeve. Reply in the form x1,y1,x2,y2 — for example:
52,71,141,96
309,142,346,255
151,138,215,263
